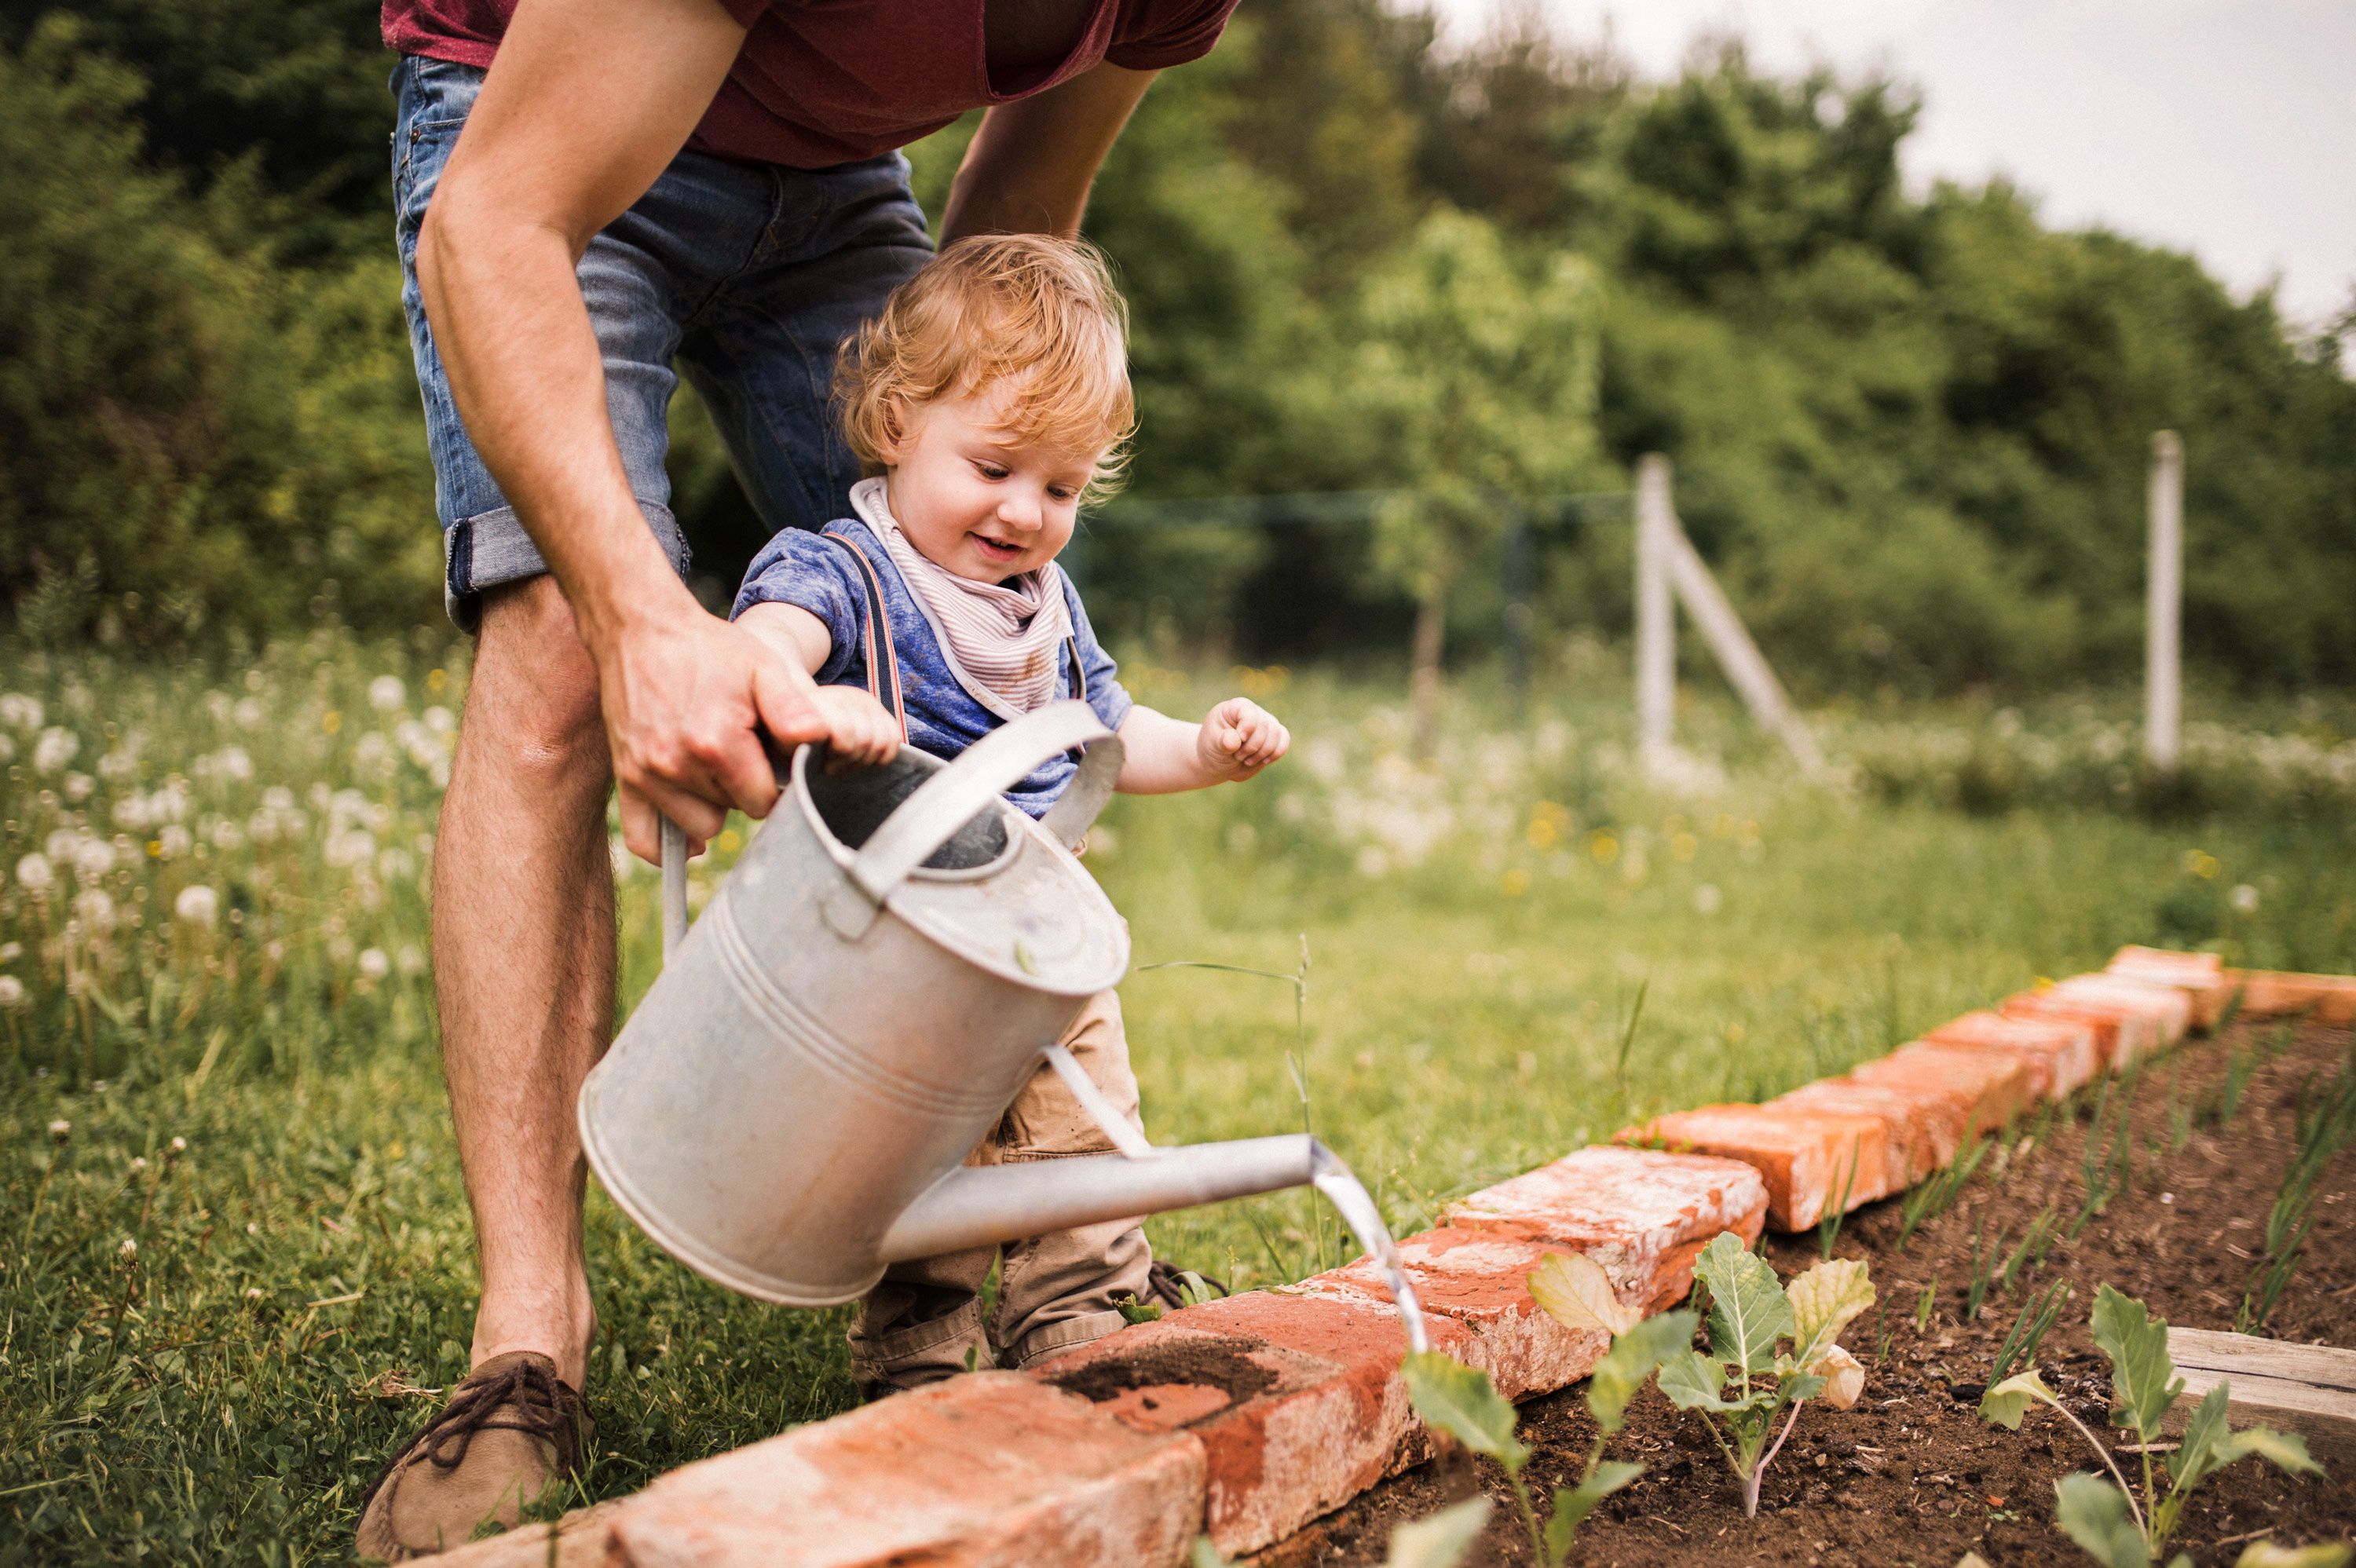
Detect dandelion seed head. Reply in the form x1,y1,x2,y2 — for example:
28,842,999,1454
31,726,78,773
175,885,219,927
14,853,53,891
119,1238,137,1260
368,675,407,711
1,693,44,731
0,976,24,1007
75,890,117,930
47,1119,70,1142
170,1137,188,1154
130,1157,148,1172
2230,883,2259,913
358,947,390,981
64,772,94,802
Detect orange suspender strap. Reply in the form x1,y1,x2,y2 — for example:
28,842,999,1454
818,530,909,744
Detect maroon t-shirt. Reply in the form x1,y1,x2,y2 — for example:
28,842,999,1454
382,0,1238,169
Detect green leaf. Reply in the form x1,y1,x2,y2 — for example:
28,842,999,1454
1693,1231,1794,1372
1655,1348,1751,1413
2054,1472,2149,1568
2233,1542,2354,1568
1191,1537,1235,1568
1381,1497,1493,1568
2211,1425,2325,1480
1546,1461,1644,1560
1585,1310,1697,1436
2165,1382,2232,1493
1787,1258,1875,1369
1979,1370,2062,1431
1403,1352,1527,1471
2091,1284,2183,1443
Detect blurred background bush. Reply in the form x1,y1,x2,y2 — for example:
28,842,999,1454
2,0,2351,695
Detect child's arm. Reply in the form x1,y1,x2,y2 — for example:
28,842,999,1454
1113,698,1289,795
737,602,902,766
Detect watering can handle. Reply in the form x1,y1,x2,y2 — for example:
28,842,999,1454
848,699,1122,908
653,701,1120,955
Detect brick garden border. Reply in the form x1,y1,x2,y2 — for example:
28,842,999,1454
431,955,2351,1568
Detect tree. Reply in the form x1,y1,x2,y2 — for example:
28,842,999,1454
1352,209,1602,751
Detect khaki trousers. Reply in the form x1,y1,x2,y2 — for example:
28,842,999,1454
846,989,1152,1397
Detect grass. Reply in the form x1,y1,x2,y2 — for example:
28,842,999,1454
2,633,2354,1563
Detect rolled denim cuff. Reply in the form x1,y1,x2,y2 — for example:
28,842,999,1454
443,498,690,633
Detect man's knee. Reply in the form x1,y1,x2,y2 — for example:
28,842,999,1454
465,578,608,784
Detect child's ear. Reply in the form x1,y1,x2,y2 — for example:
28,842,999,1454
874,397,913,466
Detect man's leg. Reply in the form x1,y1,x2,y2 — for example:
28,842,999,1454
433,576,613,1387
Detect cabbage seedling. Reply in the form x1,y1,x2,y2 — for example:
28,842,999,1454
1655,1232,1873,1517
1403,1252,1695,1568
1979,1284,2325,1566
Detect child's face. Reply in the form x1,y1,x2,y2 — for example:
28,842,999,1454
879,379,1102,584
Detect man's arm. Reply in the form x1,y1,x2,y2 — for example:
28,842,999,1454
939,61,1158,242
419,0,829,860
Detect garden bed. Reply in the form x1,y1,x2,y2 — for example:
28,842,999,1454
1261,1015,2356,1566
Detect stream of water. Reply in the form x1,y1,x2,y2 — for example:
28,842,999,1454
1310,1146,1430,1354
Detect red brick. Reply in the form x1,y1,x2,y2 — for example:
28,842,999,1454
1036,1290,1467,1559
2107,946,2233,1030
1849,1042,2036,1139
1618,1103,1891,1232
1770,1076,1964,1186
2001,990,2151,1068
2048,974,2193,1050
595,1373,1205,1568
1922,1009,2100,1098
1443,1146,1769,1311
2230,970,2356,1026
1308,1227,1601,1402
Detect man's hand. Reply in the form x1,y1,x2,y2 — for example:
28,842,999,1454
606,613,833,864
1195,698,1290,782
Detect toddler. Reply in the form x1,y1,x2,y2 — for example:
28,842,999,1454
731,235,1288,1398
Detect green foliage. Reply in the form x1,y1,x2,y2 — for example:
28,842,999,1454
1989,1279,2072,1385
1978,1284,2325,1566
1897,1135,1990,1248
2240,1043,2356,1332
6,0,2351,691
1406,1288,1692,1568
1655,1234,1872,1517
0,20,439,649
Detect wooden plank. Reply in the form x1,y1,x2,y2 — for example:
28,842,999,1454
2159,1328,2356,1468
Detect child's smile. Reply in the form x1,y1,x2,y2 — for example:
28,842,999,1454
880,381,1102,583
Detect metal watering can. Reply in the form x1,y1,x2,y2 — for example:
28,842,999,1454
580,701,1421,1343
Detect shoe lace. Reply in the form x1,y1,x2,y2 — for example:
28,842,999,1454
360,1358,577,1512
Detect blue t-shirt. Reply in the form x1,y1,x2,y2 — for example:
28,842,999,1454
732,520,1134,817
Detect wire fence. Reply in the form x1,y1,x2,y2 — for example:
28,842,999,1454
1068,489,1635,715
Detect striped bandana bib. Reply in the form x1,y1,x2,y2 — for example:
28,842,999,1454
850,477,1074,717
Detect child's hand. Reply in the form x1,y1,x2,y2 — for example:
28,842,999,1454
805,685,901,772
1196,698,1290,782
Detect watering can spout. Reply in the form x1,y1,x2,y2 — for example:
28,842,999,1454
876,1135,1324,1264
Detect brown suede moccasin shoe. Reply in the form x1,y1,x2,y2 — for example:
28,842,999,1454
354,1351,591,1562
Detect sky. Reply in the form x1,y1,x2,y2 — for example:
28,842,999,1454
1416,0,2356,330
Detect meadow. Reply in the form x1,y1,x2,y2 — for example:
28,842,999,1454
3,630,2354,1565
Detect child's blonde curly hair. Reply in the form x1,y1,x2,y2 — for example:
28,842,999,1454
835,234,1134,499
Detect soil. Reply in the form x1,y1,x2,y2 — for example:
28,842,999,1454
1254,1015,2356,1567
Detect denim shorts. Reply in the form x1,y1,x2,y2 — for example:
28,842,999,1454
390,55,936,630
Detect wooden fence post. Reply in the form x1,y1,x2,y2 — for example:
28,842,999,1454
1635,455,1675,762
2146,431,2182,770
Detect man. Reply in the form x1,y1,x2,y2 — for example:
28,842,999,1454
359,0,1238,1555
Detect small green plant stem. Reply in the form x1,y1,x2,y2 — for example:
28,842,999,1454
2037,1390,2149,1540
1742,1401,1806,1519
